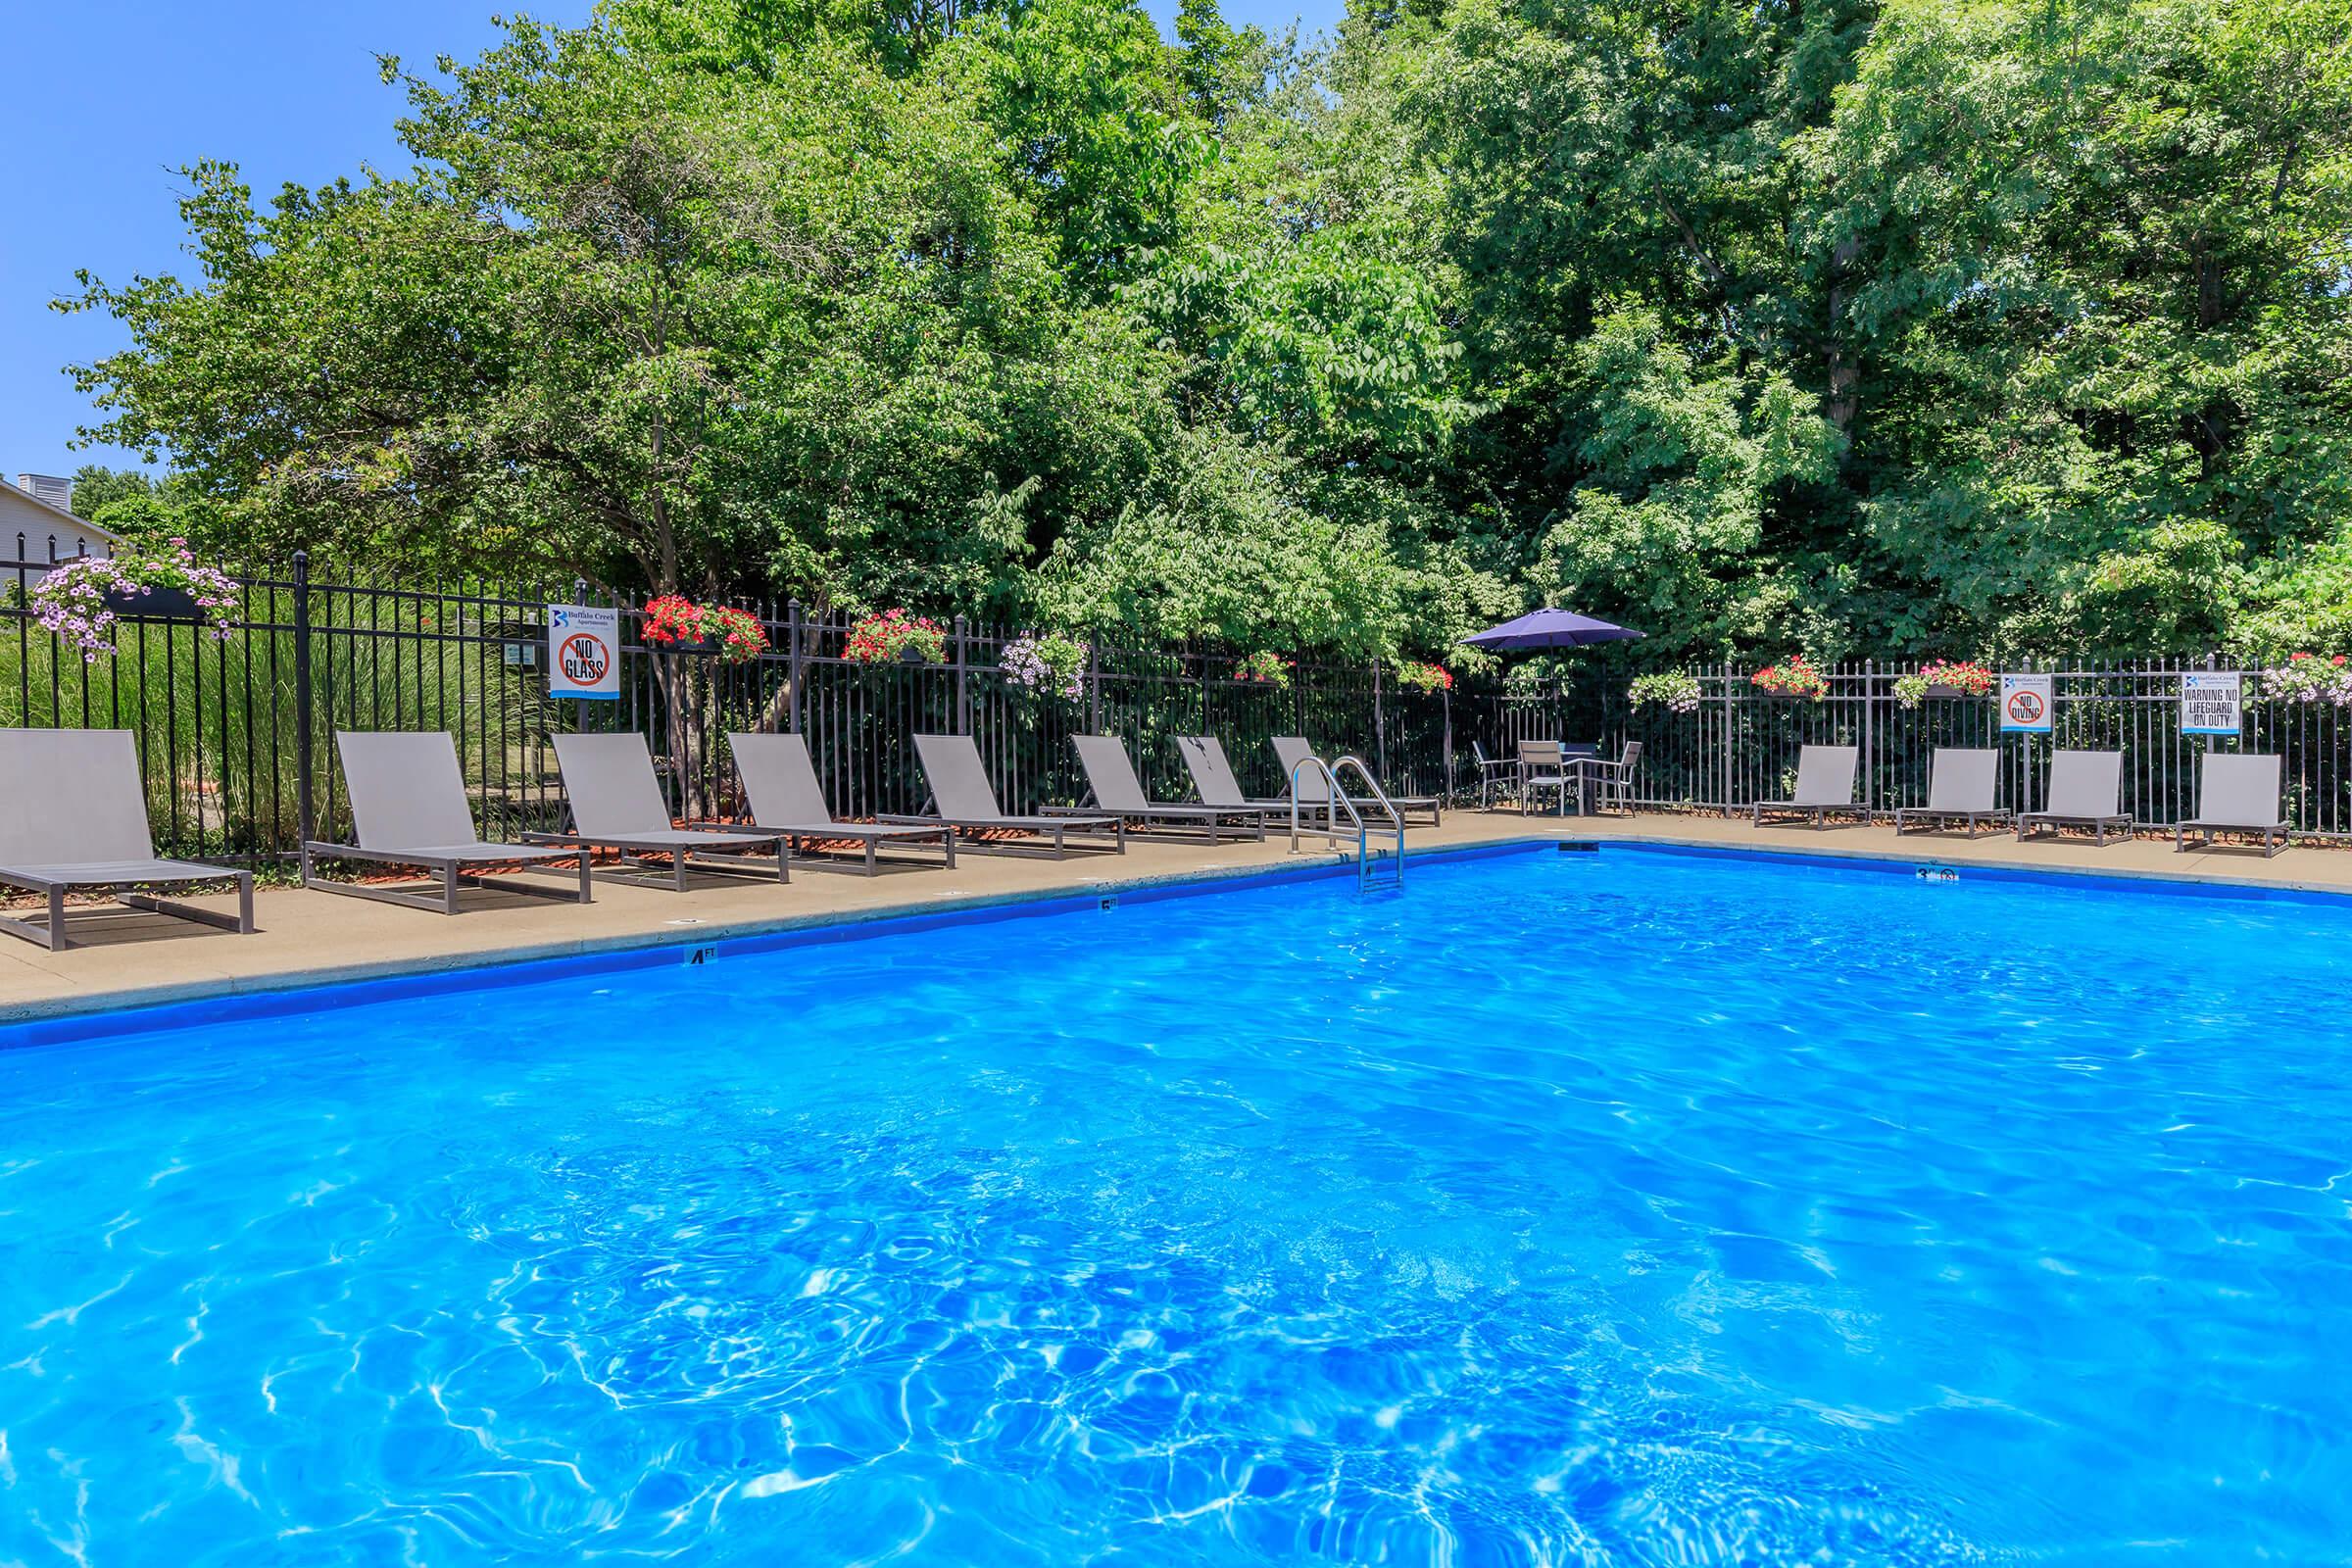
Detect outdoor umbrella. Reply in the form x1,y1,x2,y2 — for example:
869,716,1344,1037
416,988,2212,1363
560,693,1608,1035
1459,608,1642,651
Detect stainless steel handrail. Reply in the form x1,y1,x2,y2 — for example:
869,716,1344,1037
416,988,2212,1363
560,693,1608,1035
1288,754,1405,891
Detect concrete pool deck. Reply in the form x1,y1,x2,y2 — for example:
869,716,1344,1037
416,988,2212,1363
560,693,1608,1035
6,808,2351,1025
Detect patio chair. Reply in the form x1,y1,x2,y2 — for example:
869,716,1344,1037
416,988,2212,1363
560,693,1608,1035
1469,741,1518,810
1517,740,1577,816
1893,748,2011,838
0,728,255,950
1067,735,1267,842
1749,745,1868,828
304,731,592,913
2015,750,2133,847
525,733,791,891
883,734,1125,858
1176,736,1331,820
2176,753,2289,857
725,732,956,874
1568,741,1643,816
1271,737,1444,827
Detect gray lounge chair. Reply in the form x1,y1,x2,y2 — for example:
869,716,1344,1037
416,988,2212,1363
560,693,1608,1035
725,732,956,874
304,731,592,913
2177,753,2289,857
883,734,1125,858
1271,737,1443,826
525,732,789,891
1750,744,1869,827
2015,750,2132,846
1893,748,2011,837
1065,735,1267,842
0,728,255,950
1177,736,1330,819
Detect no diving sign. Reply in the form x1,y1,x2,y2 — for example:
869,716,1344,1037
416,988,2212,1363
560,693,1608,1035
2000,672,2054,732
548,604,619,701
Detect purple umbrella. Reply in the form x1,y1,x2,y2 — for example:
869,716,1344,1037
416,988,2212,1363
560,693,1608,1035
1459,608,1643,651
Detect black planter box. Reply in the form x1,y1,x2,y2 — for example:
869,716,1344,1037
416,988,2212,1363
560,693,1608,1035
102,583,205,621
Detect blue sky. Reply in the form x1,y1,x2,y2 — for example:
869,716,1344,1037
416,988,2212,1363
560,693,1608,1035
0,0,1343,487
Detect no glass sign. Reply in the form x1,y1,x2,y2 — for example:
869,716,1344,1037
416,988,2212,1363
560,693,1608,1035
548,604,619,701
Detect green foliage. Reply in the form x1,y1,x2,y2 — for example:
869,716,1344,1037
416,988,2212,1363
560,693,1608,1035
53,0,2352,663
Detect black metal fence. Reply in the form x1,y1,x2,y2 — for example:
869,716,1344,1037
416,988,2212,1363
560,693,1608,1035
4,555,1455,866
1591,661,2352,838
13,551,2352,862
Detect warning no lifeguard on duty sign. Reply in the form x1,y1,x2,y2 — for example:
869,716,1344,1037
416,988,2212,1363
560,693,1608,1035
547,603,619,701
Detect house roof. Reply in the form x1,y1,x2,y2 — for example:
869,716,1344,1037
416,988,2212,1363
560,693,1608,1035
0,476,125,544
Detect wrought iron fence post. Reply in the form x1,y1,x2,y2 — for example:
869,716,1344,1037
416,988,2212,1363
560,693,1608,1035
1441,681,1454,801
1721,662,1736,817
1371,658,1387,771
1862,658,1875,815
787,599,804,733
956,614,969,733
1088,640,1103,733
292,550,315,847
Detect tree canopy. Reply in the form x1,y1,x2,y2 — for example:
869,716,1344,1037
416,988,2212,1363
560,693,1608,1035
62,0,2352,664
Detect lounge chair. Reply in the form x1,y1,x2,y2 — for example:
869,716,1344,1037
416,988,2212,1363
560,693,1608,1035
1066,735,1267,842
304,730,592,913
2015,750,2132,847
725,732,956,874
1568,741,1643,816
2176,753,2289,857
1271,737,1444,826
0,728,255,950
1749,745,1869,828
1893,748,2011,837
1517,740,1578,816
525,733,790,891
1176,736,1331,820
883,734,1125,858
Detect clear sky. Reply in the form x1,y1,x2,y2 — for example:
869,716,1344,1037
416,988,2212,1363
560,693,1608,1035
0,0,1344,488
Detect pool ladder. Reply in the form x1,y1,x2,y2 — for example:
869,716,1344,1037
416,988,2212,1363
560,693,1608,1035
1289,755,1406,893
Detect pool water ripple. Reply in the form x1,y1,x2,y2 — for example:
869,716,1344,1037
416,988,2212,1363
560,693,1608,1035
3,848,2349,1563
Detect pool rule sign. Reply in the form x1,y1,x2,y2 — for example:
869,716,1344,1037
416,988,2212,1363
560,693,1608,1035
2000,672,2054,732
547,603,619,701
2181,671,2243,736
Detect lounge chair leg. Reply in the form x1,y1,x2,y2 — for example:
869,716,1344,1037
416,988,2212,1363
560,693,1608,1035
576,854,594,903
443,861,461,916
236,872,256,934
675,853,688,894
942,832,956,869
46,886,67,951
864,839,877,876
776,841,791,884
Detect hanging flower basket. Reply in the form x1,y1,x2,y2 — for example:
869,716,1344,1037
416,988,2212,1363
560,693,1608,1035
29,540,238,662
1750,655,1830,702
846,609,948,666
1892,660,1996,709
1002,631,1089,699
1233,651,1293,689
642,596,768,663
1629,670,1702,712
1393,660,1454,695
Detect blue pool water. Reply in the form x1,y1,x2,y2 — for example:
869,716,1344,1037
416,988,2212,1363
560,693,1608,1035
3,846,2350,1565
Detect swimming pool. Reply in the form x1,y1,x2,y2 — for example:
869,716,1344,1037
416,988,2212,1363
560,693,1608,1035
2,845,2347,1564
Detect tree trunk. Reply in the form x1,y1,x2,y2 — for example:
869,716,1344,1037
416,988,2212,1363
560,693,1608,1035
1825,234,1862,437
